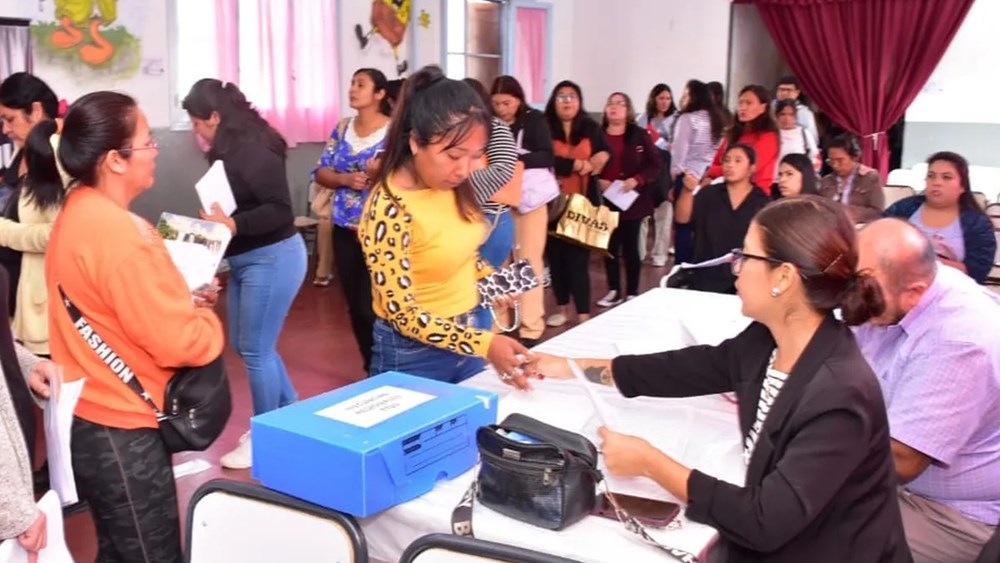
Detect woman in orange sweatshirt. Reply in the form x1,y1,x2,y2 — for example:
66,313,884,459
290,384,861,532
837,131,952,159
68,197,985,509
45,92,224,563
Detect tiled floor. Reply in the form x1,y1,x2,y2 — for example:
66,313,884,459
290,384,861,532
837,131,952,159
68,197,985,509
61,252,670,561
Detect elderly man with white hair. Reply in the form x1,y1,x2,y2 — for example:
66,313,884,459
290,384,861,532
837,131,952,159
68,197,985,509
855,218,1000,563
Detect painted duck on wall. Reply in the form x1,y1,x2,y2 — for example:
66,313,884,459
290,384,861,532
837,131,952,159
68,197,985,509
49,0,118,66
355,0,412,76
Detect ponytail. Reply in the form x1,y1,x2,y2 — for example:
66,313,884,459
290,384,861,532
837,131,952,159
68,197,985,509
182,78,287,160
23,120,65,210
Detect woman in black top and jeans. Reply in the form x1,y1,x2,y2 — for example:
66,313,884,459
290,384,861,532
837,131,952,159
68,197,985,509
530,196,910,563
184,79,306,470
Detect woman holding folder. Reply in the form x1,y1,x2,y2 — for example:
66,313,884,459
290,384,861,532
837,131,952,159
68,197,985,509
529,196,910,562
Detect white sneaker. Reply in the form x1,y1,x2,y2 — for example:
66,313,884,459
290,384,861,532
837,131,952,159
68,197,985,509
546,313,568,327
626,295,638,302
651,257,667,268
221,431,252,470
597,291,623,308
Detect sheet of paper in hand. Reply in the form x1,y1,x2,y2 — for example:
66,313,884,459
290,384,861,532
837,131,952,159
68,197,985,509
156,213,233,291
195,160,237,216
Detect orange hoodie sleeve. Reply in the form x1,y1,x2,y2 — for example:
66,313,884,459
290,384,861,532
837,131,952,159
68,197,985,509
101,242,224,369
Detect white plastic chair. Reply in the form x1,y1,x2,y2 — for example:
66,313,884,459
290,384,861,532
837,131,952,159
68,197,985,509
985,204,1000,231
988,231,1000,286
973,191,989,211
882,185,916,209
887,168,921,191
186,480,367,563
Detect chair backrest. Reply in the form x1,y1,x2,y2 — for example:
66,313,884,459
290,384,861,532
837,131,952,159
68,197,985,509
882,185,916,209
985,204,1000,230
186,479,367,563
400,534,581,563
887,168,921,190
989,231,1000,285
972,191,988,211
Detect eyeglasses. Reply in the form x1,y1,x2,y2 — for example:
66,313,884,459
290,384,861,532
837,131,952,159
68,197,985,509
119,137,159,154
730,248,784,276
556,94,578,103
606,100,627,108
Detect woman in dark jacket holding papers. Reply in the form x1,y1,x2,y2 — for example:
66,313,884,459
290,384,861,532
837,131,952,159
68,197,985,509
530,196,910,563
596,92,661,308
184,79,306,470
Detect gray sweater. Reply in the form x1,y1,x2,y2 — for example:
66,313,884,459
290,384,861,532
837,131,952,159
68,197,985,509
0,344,43,540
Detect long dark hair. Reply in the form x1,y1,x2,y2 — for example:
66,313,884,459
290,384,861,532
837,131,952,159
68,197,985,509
354,68,392,117
544,80,595,145
0,72,58,120
182,79,287,161
462,78,493,117
755,195,885,326
58,91,139,188
927,151,982,214
376,65,488,221
645,83,677,121
681,80,725,143
779,153,819,195
728,84,776,145
490,75,528,121
22,120,65,209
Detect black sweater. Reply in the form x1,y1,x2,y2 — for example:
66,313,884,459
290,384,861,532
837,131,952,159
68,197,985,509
217,142,297,257
509,109,555,170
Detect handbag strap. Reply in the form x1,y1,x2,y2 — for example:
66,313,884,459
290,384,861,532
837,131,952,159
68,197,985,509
488,301,520,333
449,473,699,562
56,285,165,420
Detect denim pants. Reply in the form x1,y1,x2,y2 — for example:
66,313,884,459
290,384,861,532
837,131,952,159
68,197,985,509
476,208,515,329
226,233,307,415
371,319,486,384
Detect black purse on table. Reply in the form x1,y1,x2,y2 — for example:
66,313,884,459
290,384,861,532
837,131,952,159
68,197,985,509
58,285,232,453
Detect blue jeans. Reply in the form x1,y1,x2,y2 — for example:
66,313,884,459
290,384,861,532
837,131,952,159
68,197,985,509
371,319,486,384
226,234,307,415
475,208,515,330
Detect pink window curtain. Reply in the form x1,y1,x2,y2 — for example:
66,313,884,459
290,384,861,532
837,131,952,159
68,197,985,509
222,0,340,147
214,0,239,85
514,7,547,105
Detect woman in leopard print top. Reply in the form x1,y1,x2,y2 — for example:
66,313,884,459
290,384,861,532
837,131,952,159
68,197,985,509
358,66,533,387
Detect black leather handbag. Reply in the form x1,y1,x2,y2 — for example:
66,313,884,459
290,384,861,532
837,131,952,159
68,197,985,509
58,285,232,453
475,413,602,530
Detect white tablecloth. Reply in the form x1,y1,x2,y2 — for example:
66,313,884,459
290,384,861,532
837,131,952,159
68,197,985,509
360,288,753,562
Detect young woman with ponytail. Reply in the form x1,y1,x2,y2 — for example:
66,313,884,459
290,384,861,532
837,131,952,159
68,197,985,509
183,79,307,469
358,65,534,387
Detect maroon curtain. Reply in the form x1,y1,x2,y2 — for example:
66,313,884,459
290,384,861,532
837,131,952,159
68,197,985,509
750,0,973,179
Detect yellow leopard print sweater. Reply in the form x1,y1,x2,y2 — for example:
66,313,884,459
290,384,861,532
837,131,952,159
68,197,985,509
359,182,494,357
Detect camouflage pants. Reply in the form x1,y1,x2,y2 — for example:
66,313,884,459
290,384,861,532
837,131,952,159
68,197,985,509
71,417,182,563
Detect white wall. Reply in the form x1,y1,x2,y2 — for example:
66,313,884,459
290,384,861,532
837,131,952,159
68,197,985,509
567,0,731,110
907,0,1000,125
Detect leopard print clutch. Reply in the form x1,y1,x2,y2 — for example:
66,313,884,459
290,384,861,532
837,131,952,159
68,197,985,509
476,259,540,303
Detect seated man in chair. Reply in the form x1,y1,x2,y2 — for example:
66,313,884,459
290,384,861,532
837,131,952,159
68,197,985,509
855,218,1000,563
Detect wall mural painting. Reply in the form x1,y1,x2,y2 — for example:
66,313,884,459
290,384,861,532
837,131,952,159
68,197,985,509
31,0,140,77
355,0,412,76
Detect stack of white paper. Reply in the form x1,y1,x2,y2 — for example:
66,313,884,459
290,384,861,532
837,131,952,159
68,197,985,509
0,491,73,563
602,180,639,211
194,160,237,216
156,213,233,291
44,378,85,506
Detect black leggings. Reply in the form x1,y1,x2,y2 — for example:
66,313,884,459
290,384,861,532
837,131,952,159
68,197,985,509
604,218,644,297
333,225,375,374
547,236,591,314
72,418,182,563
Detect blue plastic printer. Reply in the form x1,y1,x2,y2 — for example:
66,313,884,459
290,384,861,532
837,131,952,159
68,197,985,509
251,371,498,517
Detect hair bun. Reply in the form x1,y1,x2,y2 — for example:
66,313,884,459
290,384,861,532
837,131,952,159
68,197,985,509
840,271,885,326
410,65,446,93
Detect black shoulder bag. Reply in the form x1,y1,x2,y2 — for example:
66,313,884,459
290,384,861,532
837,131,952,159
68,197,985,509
58,285,232,453
452,414,700,562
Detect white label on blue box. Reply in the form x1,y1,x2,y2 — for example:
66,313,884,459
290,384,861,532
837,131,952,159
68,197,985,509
314,385,436,429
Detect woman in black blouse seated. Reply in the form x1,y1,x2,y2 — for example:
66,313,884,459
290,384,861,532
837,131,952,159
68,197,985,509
530,196,910,563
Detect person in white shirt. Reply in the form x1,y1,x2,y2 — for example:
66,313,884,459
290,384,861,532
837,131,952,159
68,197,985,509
775,76,819,145
775,99,821,175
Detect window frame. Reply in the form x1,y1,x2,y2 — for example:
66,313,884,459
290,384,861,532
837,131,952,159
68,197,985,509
441,0,507,85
